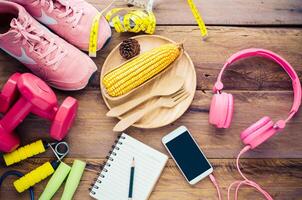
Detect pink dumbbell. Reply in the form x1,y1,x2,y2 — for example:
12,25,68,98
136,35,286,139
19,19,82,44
0,73,21,113
0,73,78,152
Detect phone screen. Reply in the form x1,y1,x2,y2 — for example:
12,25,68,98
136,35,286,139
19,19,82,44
165,131,212,181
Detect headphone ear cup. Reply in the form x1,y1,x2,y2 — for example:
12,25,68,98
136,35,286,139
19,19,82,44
241,116,271,139
217,93,228,128
241,116,277,149
224,93,234,128
209,94,221,126
209,93,233,128
218,93,233,128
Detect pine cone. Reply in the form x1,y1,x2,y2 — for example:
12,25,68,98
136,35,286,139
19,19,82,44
119,39,140,60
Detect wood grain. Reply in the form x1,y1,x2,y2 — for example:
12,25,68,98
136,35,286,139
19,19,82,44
0,158,301,200
8,89,302,159
1,26,301,91
89,0,302,25
98,26,302,91
0,1,302,199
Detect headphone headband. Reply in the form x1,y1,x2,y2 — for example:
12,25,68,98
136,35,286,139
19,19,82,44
213,48,301,123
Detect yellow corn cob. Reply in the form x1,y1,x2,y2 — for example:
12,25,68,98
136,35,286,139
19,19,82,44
103,43,182,97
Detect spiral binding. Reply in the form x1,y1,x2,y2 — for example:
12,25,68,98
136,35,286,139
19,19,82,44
89,134,126,195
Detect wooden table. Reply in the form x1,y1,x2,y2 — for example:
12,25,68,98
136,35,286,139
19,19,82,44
0,0,302,199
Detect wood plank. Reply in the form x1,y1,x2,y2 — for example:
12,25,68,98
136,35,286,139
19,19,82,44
0,1,300,199
0,158,301,200
89,0,302,25
1,26,301,91
11,89,302,159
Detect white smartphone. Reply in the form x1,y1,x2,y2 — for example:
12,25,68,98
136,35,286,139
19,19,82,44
162,126,213,185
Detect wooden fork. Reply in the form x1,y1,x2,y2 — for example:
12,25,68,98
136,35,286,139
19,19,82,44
113,89,190,132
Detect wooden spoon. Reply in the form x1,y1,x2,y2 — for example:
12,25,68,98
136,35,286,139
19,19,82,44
106,77,185,117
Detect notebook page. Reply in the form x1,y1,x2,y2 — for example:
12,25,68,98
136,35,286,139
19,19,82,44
90,133,168,200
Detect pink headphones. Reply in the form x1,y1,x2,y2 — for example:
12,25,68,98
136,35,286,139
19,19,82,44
209,48,301,149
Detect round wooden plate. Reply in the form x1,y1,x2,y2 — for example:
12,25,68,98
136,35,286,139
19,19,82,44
100,35,196,129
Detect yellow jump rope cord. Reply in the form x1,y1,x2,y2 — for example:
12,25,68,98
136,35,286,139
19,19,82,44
187,0,208,39
3,140,46,166
13,162,55,193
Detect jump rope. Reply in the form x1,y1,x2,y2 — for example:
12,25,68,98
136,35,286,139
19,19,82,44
0,141,69,200
0,138,89,200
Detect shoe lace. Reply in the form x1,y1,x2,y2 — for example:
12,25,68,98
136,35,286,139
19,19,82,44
32,0,84,28
10,16,66,70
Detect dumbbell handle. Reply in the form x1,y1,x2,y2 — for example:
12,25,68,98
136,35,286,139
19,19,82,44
3,140,46,166
13,161,55,193
0,97,33,133
31,106,57,121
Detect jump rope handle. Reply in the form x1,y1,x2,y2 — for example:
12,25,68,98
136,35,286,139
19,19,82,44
39,162,71,200
39,159,86,200
61,160,86,200
13,162,55,193
3,140,46,166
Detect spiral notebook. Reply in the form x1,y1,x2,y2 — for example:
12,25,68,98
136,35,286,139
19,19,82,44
90,133,168,200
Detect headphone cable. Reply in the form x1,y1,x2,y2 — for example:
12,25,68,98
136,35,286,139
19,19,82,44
209,146,273,200
0,170,34,200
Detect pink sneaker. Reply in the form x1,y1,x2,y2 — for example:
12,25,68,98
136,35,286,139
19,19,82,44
11,0,112,51
0,1,97,90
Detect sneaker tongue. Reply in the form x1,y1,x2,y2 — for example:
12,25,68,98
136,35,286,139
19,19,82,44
54,0,66,12
53,0,76,17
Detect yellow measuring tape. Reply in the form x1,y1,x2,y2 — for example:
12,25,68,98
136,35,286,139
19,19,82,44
105,8,156,34
187,0,208,39
89,12,102,57
88,0,206,57
88,1,116,57
88,7,156,57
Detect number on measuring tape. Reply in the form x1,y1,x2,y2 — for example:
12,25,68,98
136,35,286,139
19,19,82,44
89,12,102,57
105,8,156,34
